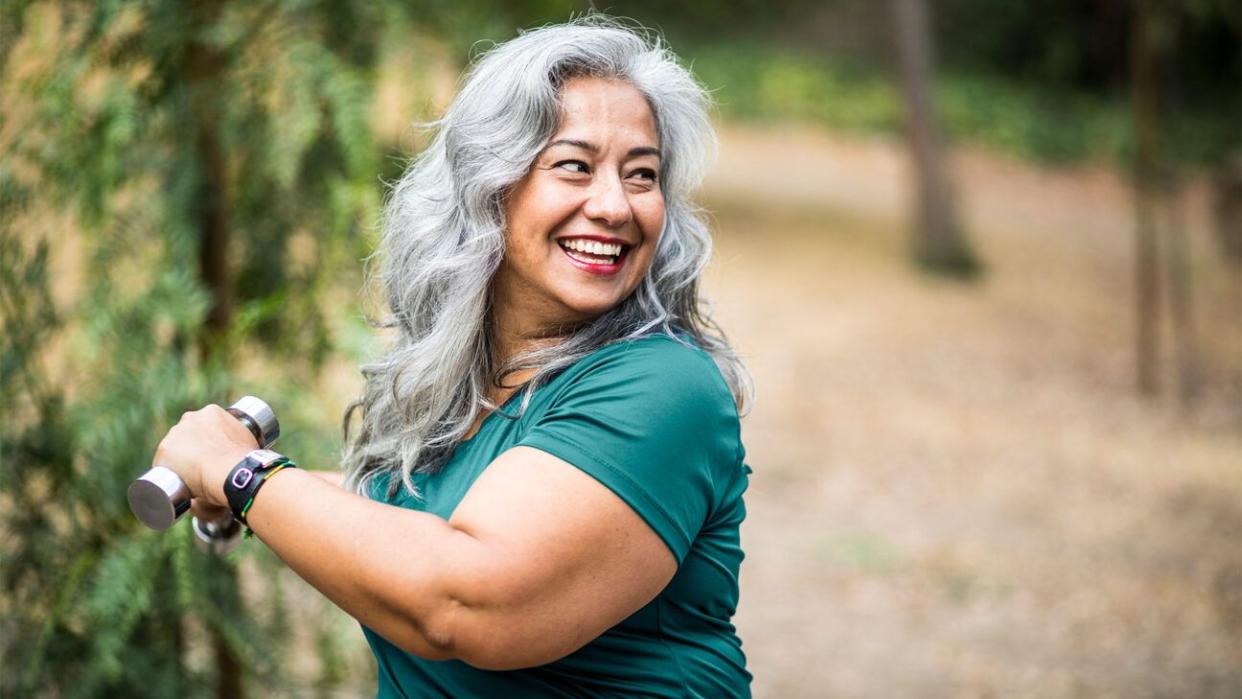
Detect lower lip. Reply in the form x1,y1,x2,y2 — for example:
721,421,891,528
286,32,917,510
559,244,629,276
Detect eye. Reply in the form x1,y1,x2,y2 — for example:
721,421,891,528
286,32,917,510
554,160,590,174
629,168,659,183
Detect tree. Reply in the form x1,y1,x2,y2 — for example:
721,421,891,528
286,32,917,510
0,1,389,695
1130,0,1203,404
1130,0,1163,396
888,0,980,277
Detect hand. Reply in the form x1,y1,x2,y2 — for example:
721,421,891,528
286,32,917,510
151,405,259,508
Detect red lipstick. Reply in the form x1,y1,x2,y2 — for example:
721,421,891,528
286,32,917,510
556,237,632,276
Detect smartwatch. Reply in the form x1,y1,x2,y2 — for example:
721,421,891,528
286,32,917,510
224,448,295,524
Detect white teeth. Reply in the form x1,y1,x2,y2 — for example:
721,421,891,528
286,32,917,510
567,250,610,264
559,238,623,256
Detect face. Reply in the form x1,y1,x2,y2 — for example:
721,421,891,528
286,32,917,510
493,76,665,334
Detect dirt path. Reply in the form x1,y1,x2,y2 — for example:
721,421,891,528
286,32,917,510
702,125,1242,697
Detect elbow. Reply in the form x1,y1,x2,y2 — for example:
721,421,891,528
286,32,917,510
385,608,536,669
453,630,561,671
389,592,470,661
383,595,545,669
382,533,573,668
428,604,576,671
386,598,591,669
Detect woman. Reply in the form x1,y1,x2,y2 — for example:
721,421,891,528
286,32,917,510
156,17,754,697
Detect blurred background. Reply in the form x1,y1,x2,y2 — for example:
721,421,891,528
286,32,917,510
1,1,1239,696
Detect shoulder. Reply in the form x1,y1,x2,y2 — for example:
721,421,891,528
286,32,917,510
517,332,746,561
543,333,738,424
540,332,742,454
569,333,733,398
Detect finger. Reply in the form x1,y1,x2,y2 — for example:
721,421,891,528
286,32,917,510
191,497,232,523
209,403,261,449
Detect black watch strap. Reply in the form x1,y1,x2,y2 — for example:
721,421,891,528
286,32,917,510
224,449,294,524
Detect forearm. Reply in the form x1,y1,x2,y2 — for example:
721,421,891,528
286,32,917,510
159,406,676,670
242,468,480,658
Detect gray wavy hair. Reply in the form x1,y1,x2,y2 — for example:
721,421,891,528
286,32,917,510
342,16,753,498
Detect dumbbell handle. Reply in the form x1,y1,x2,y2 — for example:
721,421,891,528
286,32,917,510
128,396,279,531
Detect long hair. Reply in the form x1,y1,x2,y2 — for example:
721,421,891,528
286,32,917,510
342,16,753,498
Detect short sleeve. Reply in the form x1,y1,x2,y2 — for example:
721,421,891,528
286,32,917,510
516,337,741,564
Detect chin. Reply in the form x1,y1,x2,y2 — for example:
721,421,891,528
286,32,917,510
560,292,627,321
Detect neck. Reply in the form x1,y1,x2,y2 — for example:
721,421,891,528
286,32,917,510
489,299,578,387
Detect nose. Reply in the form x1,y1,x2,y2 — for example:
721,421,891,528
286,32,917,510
582,173,632,229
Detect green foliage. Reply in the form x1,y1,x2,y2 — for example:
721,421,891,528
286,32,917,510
682,39,1235,166
0,0,397,694
689,42,902,136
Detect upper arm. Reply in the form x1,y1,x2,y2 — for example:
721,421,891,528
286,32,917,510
426,339,740,669
312,470,345,487
443,445,676,670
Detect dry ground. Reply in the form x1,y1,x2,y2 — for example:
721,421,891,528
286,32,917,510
707,125,1242,697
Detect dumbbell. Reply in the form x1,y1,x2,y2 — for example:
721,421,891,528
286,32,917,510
128,396,280,552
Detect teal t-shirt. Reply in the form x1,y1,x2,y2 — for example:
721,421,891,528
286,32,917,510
364,333,752,698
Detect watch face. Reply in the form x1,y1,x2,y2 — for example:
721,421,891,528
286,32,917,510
251,449,283,466
231,468,255,489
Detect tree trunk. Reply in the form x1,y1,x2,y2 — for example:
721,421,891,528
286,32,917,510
1131,0,1161,396
189,6,232,361
889,0,979,276
187,2,242,697
1211,154,1242,265
1154,8,1202,408
1164,182,1201,406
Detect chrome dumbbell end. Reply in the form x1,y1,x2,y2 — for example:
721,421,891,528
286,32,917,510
229,395,280,446
128,465,192,531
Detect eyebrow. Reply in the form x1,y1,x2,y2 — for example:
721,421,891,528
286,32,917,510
546,138,661,160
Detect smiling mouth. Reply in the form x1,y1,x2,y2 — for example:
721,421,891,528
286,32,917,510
557,238,631,267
